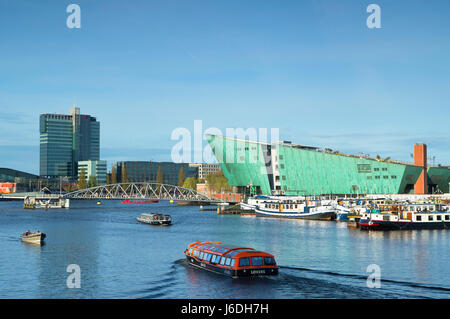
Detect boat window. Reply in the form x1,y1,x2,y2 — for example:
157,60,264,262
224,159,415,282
206,254,212,262
210,255,217,263
428,215,433,221
238,257,250,267
189,248,193,254
446,215,450,221
437,215,442,221
199,252,204,259
225,258,231,266
251,256,263,266
220,257,226,265
416,215,422,221
231,259,235,267
193,250,199,256
263,257,276,265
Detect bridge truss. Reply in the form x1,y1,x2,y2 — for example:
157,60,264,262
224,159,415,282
63,183,224,203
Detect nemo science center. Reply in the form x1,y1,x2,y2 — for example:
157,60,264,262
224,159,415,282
206,135,450,196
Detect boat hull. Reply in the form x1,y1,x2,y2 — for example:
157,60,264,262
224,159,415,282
21,233,46,245
255,208,336,220
360,219,450,230
185,255,278,278
137,217,171,226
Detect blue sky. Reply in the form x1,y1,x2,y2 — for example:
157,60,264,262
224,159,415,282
0,0,449,174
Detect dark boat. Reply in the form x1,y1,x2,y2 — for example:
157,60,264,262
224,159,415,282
184,241,278,278
137,213,172,225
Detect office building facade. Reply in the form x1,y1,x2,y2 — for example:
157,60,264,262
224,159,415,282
114,161,198,185
188,163,221,179
77,160,107,185
40,107,100,179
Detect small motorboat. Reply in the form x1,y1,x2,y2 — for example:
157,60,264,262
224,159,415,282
21,230,46,245
184,241,279,278
137,213,172,225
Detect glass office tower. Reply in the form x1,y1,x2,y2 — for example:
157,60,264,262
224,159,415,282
40,107,100,179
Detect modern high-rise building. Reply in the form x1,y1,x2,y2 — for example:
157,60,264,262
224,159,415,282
40,107,100,179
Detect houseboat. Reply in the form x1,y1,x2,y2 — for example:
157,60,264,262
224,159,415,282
21,230,46,245
184,241,278,278
360,203,450,230
137,213,172,225
255,199,336,220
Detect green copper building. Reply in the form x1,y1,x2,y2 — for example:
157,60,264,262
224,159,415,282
206,135,450,196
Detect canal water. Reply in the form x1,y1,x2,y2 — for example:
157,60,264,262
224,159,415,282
0,200,449,299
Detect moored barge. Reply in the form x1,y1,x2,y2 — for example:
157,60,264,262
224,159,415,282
184,241,278,278
360,203,450,230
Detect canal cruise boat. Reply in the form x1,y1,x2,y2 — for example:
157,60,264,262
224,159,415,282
360,203,450,230
184,241,278,278
137,213,172,225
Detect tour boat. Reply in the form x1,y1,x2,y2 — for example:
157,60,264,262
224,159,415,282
360,203,450,230
184,241,278,278
122,199,159,204
137,213,172,225
21,231,46,245
254,199,336,220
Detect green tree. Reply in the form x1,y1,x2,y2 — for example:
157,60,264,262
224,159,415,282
205,171,231,192
156,166,163,184
178,167,185,186
88,175,97,188
121,166,130,183
111,166,117,184
78,168,87,190
182,177,197,190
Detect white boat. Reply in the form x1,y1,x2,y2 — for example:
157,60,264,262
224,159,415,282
255,199,336,220
240,195,304,212
137,213,172,225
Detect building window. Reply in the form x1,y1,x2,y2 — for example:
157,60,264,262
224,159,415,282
279,155,283,160
382,168,387,171
391,176,397,179
383,176,389,179
374,168,379,171
375,176,380,179
367,176,372,180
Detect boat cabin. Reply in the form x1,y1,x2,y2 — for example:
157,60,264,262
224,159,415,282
185,241,278,277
